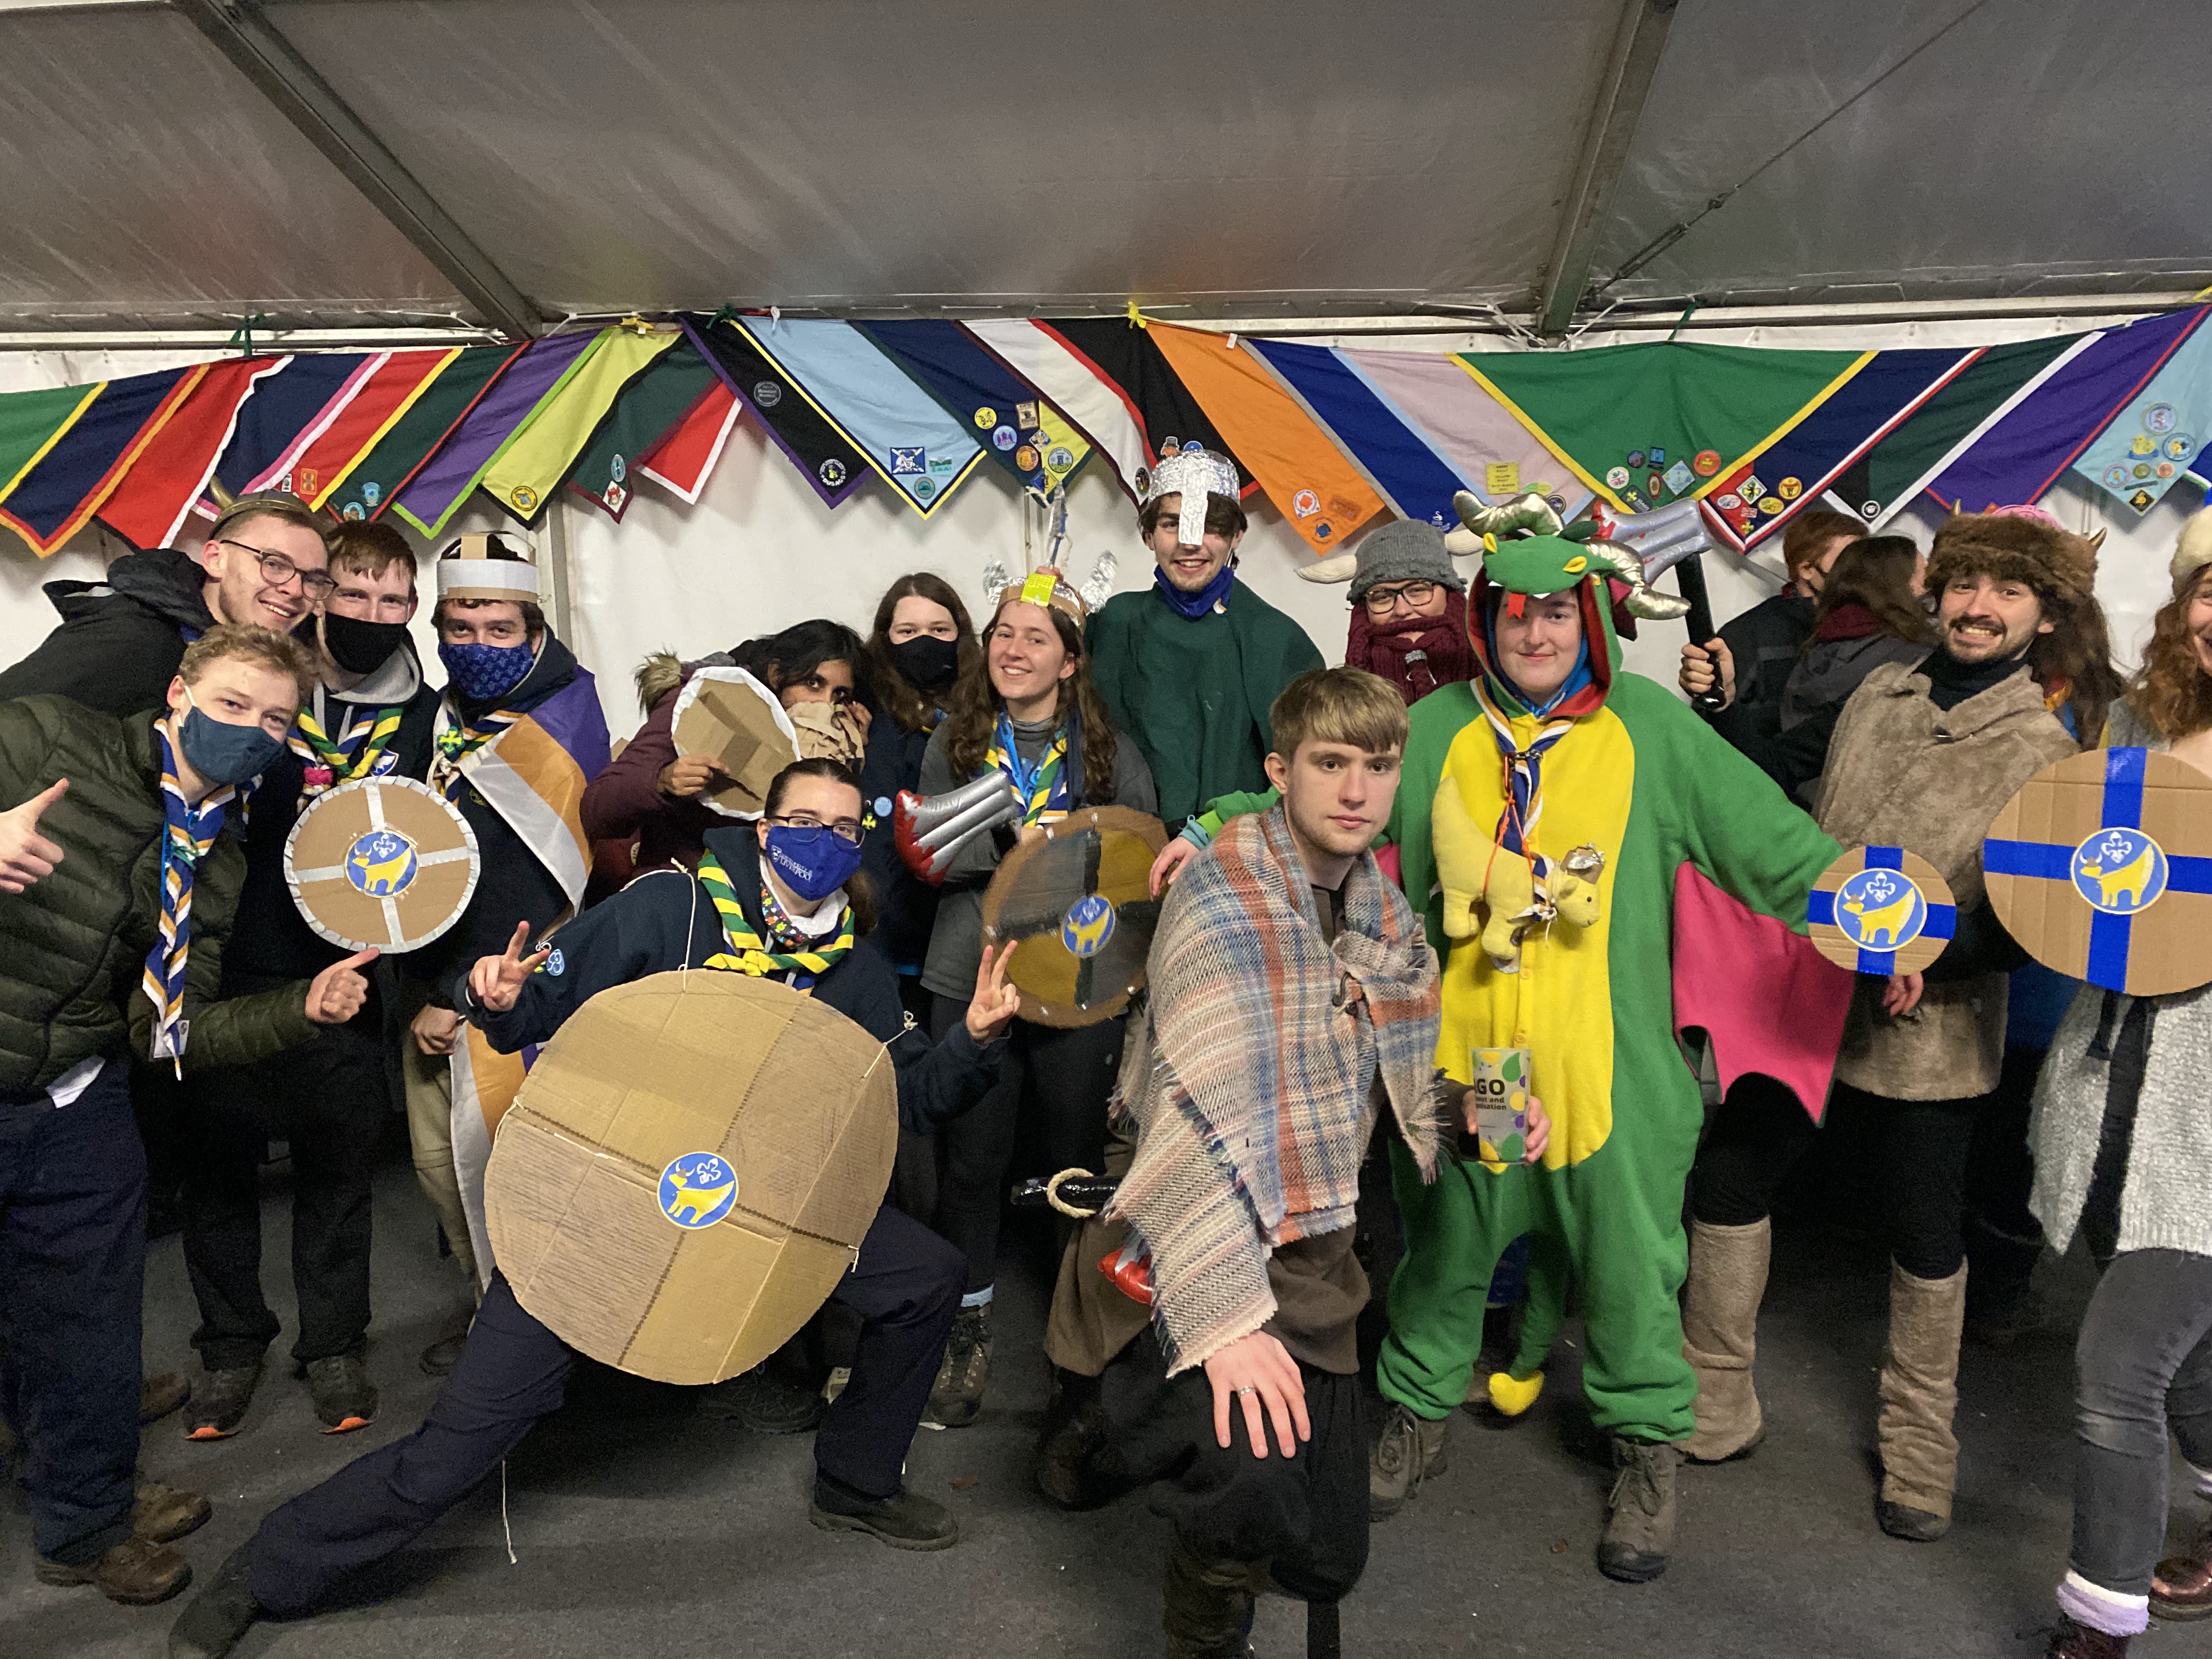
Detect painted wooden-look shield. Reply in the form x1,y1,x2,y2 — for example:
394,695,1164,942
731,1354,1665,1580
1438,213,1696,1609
1984,747,2212,996
284,776,480,953
1806,845,1956,976
981,806,1168,1028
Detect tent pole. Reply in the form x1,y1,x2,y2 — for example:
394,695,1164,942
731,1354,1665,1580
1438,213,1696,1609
171,0,541,341
1534,0,1680,340
545,497,575,645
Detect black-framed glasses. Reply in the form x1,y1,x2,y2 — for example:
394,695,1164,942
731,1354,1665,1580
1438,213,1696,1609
768,812,864,845
1359,579,1440,615
218,538,338,601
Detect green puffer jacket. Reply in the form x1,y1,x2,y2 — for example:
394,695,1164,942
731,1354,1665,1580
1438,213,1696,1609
0,696,318,1092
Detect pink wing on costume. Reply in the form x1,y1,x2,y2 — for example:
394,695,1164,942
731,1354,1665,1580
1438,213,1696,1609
1672,864,1853,1124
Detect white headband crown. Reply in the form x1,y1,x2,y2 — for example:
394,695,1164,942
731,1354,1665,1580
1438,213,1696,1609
436,532,541,602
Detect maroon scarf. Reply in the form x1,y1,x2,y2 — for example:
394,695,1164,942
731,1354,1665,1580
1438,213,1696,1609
1347,589,1474,705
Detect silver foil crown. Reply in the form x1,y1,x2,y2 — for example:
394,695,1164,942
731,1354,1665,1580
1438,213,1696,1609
1141,448,1239,548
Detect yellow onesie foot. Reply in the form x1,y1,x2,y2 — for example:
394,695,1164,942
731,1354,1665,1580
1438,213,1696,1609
1486,1370,1544,1417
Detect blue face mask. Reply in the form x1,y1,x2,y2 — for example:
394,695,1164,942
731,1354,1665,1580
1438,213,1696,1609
177,693,286,786
439,638,535,702
763,824,865,903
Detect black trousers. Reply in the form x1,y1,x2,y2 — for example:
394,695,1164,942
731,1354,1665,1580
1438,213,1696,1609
1103,1331,1368,1604
0,1065,145,1563
926,995,1124,1293
179,980,387,1369
247,1203,960,1616
1690,1076,1983,1280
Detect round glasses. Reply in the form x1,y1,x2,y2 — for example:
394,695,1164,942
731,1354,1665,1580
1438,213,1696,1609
1360,579,1440,616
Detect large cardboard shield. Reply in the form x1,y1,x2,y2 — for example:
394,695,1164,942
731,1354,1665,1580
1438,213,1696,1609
483,972,896,1385
671,666,802,820
284,777,480,952
982,806,1167,1028
1984,747,2212,996
1807,845,1955,975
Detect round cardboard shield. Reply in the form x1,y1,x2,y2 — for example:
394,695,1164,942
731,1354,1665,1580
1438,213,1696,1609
1984,747,2212,996
484,971,897,1386
671,667,802,820
981,806,1167,1028
284,777,480,952
1807,845,1955,975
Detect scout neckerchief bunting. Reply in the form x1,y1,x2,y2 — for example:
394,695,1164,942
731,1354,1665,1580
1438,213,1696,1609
695,849,855,983
292,703,404,797
142,721,235,1075
429,704,520,800
987,709,1070,825
1471,674,1574,857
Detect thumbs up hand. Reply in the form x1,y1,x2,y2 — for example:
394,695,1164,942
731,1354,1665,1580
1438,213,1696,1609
0,778,69,894
469,921,552,1015
306,947,379,1025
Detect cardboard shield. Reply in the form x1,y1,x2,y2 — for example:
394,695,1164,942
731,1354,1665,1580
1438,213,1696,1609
670,667,802,820
1807,845,1955,975
1984,747,2212,996
484,971,897,1385
284,777,480,952
982,806,1167,1028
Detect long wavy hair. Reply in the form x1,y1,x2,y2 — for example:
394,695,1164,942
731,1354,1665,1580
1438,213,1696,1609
2030,591,2125,750
1805,536,1933,651
940,596,1119,799
860,573,980,735
2125,566,2212,741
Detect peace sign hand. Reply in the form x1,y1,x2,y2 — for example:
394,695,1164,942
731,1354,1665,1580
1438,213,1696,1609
964,941,1021,1043
470,920,552,1014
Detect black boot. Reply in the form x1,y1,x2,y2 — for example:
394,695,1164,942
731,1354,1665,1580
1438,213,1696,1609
166,1544,260,1657
808,1476,958,1550
702,1364,825,1435
1163,1533,1259,1659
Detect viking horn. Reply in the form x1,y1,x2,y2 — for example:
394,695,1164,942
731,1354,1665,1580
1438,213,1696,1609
1453,489,1562,540
1296,550,1360,584
1583,539,1692,622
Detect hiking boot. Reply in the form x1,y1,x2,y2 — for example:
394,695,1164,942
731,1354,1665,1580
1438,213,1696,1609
419,1302,474,1377
2046,1615,2131,1657
134,1477,211,1544
2155,1521,2212,1620
1681,1217,1770,1464
1036,1369,1128,1510
702,1364,825,1435
1875,1259,1967,1539
809,1481,958,1550
302,1356,377,1434
926,1304,991,1428
1598,1437,1680,1583
167,1544,260,1658
1369,1401,1448,1519
35,1536,191,1604
141,1372,191,1426
1163,1532,1260,1658
185,1364,261,1441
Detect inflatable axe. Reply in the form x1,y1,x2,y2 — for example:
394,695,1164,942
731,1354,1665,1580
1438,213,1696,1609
894,773,1024,884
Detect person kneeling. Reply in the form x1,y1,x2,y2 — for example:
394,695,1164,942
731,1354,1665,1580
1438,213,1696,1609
168,758,1017,1658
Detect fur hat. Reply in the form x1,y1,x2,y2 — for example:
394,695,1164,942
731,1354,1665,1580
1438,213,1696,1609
1923,510,2098,616
1346,520,1465,601
2173,507,2212,596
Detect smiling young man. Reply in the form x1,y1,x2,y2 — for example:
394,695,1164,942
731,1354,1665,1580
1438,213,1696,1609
0,493,332,716
0,624,373,1606
1087,448,1323,831
1679,510,2083,1545
174,521,443,1442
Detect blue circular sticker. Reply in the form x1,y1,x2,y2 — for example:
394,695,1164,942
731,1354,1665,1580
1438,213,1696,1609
2072,827,2168,915
992,425,1018,451
345,829,418,898
1061,894,1116,957
658,1152,738,1229
1834,867,1926,950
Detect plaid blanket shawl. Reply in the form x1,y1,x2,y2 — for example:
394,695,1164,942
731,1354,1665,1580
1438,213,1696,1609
1108,804,1441,1374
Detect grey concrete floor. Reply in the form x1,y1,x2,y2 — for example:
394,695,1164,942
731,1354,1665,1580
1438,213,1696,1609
3,1149,2208,1659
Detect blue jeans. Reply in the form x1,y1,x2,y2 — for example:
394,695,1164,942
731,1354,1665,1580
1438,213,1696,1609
0,1064,146,1563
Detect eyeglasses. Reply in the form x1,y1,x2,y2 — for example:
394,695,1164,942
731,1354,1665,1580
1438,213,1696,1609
1360,579,1439,616
768,813,865,845
218,539,338,601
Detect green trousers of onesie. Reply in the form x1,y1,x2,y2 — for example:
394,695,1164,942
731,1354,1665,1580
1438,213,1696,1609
1375,1125,1699,1444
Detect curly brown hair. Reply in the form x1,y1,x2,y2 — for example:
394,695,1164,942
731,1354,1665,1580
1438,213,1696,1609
2029,591,2124,750
2125,566,2212,742
860,573,980,735
939,596,1119,798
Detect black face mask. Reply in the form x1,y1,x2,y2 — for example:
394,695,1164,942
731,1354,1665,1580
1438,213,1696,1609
891,634,960,694
322,612,413,675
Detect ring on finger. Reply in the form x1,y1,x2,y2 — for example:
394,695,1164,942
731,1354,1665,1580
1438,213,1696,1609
1235,1386,1257,1398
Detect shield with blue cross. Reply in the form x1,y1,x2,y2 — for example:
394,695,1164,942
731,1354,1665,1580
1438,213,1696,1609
1984,747,2212,996
1808,845,1956,975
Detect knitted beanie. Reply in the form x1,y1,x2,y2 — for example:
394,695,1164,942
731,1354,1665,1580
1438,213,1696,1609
1347,520,1465,601
2173,507,2212,596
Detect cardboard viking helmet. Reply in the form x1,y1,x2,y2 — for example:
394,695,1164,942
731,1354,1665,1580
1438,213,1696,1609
436,532,541,602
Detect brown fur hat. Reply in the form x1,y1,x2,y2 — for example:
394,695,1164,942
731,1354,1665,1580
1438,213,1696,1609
1923,510,2100,616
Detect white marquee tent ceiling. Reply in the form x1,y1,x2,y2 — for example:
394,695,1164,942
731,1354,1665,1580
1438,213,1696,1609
4,0,2208,338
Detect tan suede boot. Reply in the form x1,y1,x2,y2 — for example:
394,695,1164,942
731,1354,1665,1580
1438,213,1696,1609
1681,1217,1770,1464
1876,1259,1968,1539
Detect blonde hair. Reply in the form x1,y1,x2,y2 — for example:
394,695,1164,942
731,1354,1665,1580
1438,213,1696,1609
179,622,316,705
1269,666,1408,760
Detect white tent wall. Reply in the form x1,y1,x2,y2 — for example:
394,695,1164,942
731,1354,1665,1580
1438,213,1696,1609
0,312,2198,748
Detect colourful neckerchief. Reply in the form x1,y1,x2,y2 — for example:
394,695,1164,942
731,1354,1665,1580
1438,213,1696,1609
428,698,519,802
291,702,404,799
696,849,854,983
1471,675,1575,856
142,721,235,1074
986,709,1070,825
